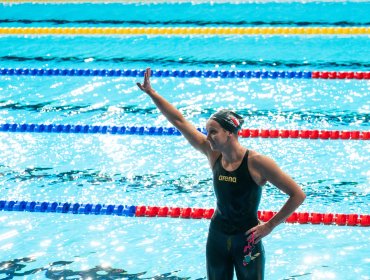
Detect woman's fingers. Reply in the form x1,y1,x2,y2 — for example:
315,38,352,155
137,67,152,93
137,68,150,92
142,68,151,89
144,68,150,81
136,82,143,91
145,68,151,86
145,68,148,77
245,226,256,236
245,225,266,243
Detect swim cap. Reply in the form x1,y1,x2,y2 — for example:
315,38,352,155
210,109,244,133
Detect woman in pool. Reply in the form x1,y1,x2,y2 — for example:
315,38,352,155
137,68,306,280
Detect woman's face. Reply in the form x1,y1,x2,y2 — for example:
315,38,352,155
206,119,231,151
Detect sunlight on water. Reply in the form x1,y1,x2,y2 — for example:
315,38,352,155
1,212,369,279
1,77,369,130
0,1,370,279
0,132,369,213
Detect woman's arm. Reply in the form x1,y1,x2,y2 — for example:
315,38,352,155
246,155,306,242
137,68,214,158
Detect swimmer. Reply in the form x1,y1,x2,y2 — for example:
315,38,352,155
137,68,306,280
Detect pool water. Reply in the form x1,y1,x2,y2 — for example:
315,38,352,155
0,1,369,279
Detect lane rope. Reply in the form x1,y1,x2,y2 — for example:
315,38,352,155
0,27,369,36
0,200,368,227
1,123,368,140
1,68,370,79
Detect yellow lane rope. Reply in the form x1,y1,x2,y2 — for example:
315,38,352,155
0,27,369,35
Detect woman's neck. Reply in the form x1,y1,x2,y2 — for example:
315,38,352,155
221,142,247,164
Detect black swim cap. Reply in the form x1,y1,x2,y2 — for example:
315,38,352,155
210,109,244,133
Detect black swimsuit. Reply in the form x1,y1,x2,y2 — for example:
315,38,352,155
206,150,265,280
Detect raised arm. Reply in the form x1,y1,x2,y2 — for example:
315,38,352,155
137,68,213,158
247,155,306,242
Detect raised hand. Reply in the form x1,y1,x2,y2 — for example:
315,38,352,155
136,68,153,94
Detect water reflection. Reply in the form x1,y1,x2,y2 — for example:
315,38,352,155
3,165,368,200
0,55,369,70
0,257,205,280
2,166,212,195
0,101,369,127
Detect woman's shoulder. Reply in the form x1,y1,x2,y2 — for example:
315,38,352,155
247,150,275,168
245,149,269,186
248,149,265,160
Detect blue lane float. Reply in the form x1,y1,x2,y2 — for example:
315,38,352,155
0,200,136,217
0,123,186,136
0,68,312,79
1,123,369,140
1,200,369,226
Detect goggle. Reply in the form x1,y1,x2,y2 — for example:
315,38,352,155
243,232,256,266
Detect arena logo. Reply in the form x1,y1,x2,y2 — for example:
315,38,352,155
218,175,237,183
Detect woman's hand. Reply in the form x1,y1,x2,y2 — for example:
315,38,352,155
245,222,273,244
137,68,154,94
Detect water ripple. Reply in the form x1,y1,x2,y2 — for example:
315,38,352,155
1,19,369,27
0,257,202,279
1,101,368,127
1,55,369,69
1,166,368,206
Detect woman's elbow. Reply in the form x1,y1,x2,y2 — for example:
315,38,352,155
290,188,306,205
298,189,306,204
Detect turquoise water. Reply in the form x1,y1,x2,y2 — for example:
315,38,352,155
0,36,369,71
0,2,370,71
0,1,370,279
1,2,369,26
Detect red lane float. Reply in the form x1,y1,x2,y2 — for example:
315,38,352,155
1,123,368,141
135,206,369,227
311,71,370,80
238,129,369,140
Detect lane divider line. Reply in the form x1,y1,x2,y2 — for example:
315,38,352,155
0,27,369,36
1,68,370,79
1,124,369,140
0,200,368,227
